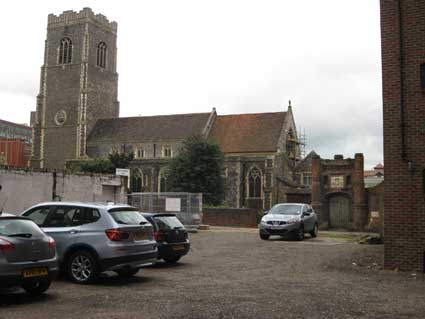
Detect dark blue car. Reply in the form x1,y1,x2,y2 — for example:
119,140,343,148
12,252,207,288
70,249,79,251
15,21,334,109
141,213,190,263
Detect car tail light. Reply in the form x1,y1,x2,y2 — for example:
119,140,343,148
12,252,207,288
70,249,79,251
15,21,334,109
153,231,166,242
105,229,131,241
47,237,56,249
0,238,15,252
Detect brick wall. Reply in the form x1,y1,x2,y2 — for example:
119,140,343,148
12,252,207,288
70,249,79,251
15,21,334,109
381,0,425,271
203,208,258,228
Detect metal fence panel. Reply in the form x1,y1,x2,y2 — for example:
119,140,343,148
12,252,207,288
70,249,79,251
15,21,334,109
127,192,203,228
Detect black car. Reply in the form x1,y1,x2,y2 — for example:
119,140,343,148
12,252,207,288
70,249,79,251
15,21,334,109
141,213,190,263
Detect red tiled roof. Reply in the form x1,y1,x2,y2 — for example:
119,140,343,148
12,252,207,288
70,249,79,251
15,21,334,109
210,112,286,153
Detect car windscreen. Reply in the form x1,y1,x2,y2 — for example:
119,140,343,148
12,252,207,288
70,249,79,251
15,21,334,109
0,219,45,238
108,210,148,225
154,216,185,231
269,205,302,215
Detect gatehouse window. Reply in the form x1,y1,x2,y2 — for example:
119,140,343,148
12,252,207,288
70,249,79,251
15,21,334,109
97,42,107,68
346,175,352,186
58,37,72,64
248,167,262,198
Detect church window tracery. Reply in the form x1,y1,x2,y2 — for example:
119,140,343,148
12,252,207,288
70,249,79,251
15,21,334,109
58,37,73,64
97,42,107,68
248,167,262,198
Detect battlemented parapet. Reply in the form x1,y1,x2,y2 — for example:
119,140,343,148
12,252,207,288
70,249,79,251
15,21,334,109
47,7,117,33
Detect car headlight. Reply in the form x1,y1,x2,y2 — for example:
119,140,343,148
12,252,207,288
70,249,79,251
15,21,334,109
260,219,267,225
286,218,300,224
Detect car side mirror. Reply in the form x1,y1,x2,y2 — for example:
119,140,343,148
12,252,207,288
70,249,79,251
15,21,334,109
303,212,311,217
263,210,269,215
307,208,313,213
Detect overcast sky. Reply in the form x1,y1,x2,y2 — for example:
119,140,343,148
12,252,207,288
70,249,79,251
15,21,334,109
0,0,382,169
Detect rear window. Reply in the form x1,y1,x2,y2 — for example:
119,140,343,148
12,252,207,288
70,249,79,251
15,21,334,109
154,216,184,231
0,219,45,237
108,210,148,225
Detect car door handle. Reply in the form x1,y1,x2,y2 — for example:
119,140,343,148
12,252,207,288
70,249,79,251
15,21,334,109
69,229,79,234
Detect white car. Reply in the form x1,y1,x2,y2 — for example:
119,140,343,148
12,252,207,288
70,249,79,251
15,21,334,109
259,203,318,240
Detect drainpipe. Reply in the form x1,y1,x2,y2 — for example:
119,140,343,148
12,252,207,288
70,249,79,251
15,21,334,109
398,0,407,161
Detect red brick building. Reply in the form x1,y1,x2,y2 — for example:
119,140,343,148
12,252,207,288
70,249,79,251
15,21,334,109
0,119,32,168
381,0,425,271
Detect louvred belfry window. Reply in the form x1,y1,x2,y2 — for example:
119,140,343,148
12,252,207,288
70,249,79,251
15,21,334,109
97,42,107,68
58,38,72,64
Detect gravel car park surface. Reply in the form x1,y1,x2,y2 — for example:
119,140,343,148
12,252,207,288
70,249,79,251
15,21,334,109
1,228,424,319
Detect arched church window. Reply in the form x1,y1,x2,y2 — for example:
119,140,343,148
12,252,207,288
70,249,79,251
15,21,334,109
97,42,107,68
58,37,72,64
286,129,295,156
248,167,262,198
131,169,143,193
158,169,169,193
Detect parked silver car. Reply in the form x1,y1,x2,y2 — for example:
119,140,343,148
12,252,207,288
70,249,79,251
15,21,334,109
21,202,157,284
0,214,58,295
259,203,318,240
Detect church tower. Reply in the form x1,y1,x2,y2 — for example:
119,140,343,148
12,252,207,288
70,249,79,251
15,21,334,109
31,8,119,169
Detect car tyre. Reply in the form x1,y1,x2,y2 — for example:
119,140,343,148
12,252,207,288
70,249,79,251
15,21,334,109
296,225,304,241
115,268,139,277
163,256,181,264
259,233,270,240
22,280,51,296
310,223,318,238
67,250,99,284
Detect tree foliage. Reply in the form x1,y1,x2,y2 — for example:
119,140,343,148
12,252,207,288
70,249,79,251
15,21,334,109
167,135,225,206
70,150,134,174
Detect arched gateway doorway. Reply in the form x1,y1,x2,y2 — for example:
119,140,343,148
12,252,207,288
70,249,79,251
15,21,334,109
328,194,352,229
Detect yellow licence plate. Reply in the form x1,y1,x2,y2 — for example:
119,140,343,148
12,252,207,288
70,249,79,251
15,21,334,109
172,245,185,251
134,232,148,241
22,268,48,278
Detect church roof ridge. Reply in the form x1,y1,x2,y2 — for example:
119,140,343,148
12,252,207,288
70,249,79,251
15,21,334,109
106,111,211,121
217,111,286,117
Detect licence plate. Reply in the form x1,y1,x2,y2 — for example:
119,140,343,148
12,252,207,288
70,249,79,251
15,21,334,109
172,245,185,251
134,232,148,241
22,268,48,278
269,225,284,230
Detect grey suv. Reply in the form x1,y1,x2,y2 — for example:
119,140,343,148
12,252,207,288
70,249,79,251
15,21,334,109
259,203,318,240
21,202,157,284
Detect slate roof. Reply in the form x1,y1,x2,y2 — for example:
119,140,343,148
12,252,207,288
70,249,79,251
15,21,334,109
88,113,211,143
210,112,286,153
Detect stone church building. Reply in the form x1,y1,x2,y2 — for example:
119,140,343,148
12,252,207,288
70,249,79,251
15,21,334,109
30,8,302,210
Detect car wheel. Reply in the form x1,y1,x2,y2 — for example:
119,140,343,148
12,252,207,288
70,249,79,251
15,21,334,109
115,268,139,277
163,256,181,264
296,225,304,241
310,223,318,238
22,280,51,295
67,250,99,284
259,233,270,240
